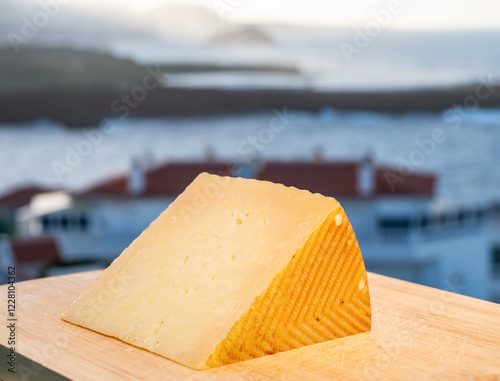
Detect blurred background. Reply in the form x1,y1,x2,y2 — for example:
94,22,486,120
0,0,499,302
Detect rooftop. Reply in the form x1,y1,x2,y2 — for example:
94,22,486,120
77,160,435,198
9,236,60,264
0,186,54,208
79,162,234,197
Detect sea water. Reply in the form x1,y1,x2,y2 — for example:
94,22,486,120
0,108,499,206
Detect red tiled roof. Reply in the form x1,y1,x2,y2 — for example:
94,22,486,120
80,162,234,197
80,174,128,196
0,186,53,208
256,161,358,195
78,160,435,198
375,166,435,196
257,161,435,196
9,236,60,264
146,162,233,195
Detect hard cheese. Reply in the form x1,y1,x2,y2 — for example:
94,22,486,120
62,173,371,369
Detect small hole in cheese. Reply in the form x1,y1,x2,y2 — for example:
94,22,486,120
236,218,242,225
335,214,342,226
359,279,366,290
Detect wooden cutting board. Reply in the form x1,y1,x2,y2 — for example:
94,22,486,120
0,271,499,380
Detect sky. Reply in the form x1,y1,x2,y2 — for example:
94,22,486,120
73,0,500,30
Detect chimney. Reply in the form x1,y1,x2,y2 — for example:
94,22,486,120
357,154,374,197
205,145,216,162
128,158,146,195
312,146,324,162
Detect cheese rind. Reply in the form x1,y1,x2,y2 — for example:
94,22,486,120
207,206,371,367
62,173,371,369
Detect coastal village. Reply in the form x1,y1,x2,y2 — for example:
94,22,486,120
1,157,499,303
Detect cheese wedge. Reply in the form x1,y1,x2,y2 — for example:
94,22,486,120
62,173,371,369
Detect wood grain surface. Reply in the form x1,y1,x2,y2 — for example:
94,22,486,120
0,270,499,380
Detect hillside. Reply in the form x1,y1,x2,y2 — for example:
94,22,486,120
0,47,146,92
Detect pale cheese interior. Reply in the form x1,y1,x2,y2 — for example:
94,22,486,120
63,173,339,369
